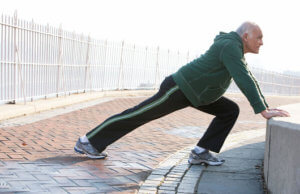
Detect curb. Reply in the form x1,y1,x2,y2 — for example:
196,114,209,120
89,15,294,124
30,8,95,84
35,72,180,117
0,90,156,121
138,145,202,194
138,128,266,194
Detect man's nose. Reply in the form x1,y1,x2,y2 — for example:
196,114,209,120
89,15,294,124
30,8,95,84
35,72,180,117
260,39,263,46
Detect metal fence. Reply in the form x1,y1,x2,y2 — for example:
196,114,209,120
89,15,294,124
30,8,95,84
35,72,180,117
1,12,300,104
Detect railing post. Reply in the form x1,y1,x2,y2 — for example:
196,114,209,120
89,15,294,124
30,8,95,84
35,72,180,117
101,39,108,91
131,44,136,89
177,50,180,72
56,24,63,97
289,75,292,96
167,49,170,73
154,46,160,89
84,35,91,93
143,46,148,84
271,71,275,94
13,11,17,103
186,50,190,63
13,11,26,104
118,40,124,90
45,24,50,98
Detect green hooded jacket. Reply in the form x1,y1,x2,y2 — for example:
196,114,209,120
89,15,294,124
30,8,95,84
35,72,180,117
172,31,268,114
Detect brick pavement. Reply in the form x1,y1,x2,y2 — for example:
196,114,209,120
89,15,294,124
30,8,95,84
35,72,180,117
0,93,299,193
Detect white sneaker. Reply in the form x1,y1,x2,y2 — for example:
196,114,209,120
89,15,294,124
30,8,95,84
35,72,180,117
188,149,225,166
74,138,107,159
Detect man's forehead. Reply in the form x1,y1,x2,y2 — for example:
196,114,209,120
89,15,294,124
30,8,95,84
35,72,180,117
252,26,263,36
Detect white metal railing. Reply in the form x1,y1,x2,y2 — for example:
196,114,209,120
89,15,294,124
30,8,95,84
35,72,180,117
228,66,300,95
1,12,300,104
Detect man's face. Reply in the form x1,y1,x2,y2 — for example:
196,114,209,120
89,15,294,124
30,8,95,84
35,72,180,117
243,27,263,54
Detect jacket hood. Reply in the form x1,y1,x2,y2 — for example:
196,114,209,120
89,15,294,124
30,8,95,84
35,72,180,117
214,31,243,45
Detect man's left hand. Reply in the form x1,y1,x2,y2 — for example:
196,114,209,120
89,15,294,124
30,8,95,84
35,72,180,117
260,108,290,119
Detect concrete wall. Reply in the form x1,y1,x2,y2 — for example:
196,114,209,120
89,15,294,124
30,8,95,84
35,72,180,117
264,103,300,194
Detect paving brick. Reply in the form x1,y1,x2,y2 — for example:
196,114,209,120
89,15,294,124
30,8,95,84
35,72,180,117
166,172,182,178
72,179,93,187
11,174,36,182
164,177,181,182
184,169,203,178
0,172,17,179
145,174,165,182
26,182,47,192
159,186,177,191
53,177,77,186
177,183,195,194
157,190,177,194
138,188,157,194
179,178,198,187
189,165,205,173
33,174,54,181
142,180,162,187
63,186,99,193
171,164,189,172
160,180,179,187
91,181,117,191
0,153,10,159
0,180,9,189
46,186,68,193
5,180,30,192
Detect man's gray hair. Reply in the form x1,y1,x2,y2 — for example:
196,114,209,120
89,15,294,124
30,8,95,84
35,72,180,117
236,22,259,37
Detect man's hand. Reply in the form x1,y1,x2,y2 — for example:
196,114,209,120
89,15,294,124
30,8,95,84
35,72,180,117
260,108,290,119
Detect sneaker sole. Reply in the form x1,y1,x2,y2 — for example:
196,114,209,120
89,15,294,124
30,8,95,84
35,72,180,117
74,146,84,154
74,146,107,159
188,158,223,166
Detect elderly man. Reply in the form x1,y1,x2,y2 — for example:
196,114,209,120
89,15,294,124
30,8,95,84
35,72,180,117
74,22,289,166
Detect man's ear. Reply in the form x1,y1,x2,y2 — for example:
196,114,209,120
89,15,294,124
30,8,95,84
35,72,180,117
242,33,248,42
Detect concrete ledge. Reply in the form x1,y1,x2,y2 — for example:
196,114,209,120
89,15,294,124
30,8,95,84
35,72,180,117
264,103,300,194
0,90,156,121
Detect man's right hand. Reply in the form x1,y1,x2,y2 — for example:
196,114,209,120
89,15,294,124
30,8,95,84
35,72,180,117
260,108,290,119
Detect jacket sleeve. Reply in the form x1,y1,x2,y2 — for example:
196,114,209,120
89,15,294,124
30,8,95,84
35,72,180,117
220,42,267,114
248,71,269,108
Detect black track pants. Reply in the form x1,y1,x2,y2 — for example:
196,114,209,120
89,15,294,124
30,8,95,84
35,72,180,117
87,75,239,153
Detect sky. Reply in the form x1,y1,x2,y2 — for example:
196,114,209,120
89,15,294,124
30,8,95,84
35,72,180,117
1,0,300,73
